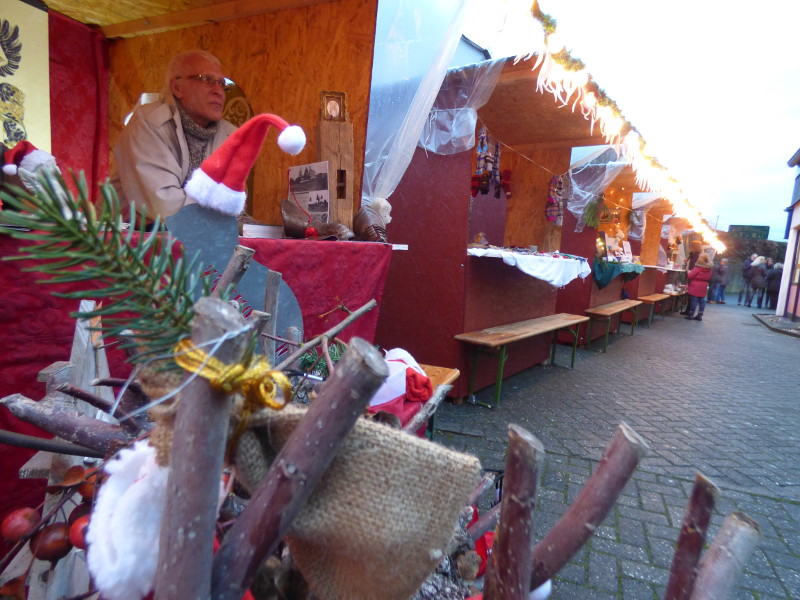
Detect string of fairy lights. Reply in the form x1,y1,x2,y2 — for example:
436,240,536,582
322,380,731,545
523,2,726,253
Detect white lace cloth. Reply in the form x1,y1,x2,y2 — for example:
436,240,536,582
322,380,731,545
468,247,591,287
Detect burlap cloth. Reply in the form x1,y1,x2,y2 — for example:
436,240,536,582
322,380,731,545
237,405,481,600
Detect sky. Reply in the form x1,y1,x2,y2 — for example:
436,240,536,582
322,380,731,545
462,0,800,241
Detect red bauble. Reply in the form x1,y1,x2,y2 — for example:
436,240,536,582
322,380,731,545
1,507,41,542
30,523,72,562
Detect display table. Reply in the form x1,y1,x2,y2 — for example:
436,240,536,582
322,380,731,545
466,246,590,287
592,260,646,289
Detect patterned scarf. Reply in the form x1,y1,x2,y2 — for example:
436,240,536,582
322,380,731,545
176,101,218,183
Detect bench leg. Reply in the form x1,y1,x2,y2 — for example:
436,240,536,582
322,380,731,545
550,330,558,366
603,318,611,352
629,307,638,335
648,303,655,326
493,345,508,407
559,325,580,368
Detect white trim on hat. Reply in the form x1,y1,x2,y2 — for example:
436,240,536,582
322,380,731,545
184,169,246,216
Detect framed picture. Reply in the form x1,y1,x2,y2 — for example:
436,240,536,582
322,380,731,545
320,91,347,122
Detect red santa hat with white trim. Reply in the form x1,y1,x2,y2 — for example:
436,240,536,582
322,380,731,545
3,140,57,176
185,113,306,216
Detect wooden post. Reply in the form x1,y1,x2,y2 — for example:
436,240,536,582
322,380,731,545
317,120,355,229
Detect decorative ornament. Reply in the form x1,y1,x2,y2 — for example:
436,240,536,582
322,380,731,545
185,113,306,216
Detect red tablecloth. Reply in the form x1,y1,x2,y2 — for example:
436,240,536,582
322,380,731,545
239,238,392,342
0,233,392,553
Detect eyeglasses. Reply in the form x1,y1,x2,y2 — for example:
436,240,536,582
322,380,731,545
176,74,232,91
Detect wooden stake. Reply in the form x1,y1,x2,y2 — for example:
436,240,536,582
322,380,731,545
530,422,649,590
0,393,134,453
664,472,720,600
154,297,250,600
688,512,762,600
484,425,543,600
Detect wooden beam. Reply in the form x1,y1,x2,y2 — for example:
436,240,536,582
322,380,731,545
101,0,335,39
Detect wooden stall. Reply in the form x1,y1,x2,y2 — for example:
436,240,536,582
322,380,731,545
375,58,605,398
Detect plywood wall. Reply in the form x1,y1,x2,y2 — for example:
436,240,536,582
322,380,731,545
502,146,571,252
107,0,378,224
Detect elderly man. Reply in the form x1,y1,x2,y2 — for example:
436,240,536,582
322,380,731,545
112,49,237,219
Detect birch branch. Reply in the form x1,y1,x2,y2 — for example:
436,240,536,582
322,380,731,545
484,425,543,600
664,472,720,600
154,297,250,600
274,299,377,371
402,384,452,435
211,245,255,299
56,383,142,434
467,471,497,508
262,269,282,364
0,394,134,454
688,512,761,600
211,337,388,600
467,503,501,542
530,422,649,589
0,429,105,458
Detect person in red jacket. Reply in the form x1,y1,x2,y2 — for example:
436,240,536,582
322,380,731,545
685,252,713,321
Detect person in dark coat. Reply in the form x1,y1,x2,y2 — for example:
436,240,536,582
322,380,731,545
685,252,713,321
746,256,767,309
738,253,757,305
713,258,730,303
766,262,783,310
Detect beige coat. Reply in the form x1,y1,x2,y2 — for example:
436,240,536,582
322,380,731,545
111,96,236,218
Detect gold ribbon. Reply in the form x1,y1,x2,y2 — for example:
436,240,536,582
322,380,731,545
173,338,291,411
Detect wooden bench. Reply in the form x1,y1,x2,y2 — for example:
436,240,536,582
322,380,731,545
585,299,643,353
638,293,671,325
454,313,589,407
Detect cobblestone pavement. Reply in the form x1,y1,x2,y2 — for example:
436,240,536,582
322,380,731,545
433,295,800,599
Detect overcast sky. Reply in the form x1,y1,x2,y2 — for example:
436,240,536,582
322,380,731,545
463,0,800,241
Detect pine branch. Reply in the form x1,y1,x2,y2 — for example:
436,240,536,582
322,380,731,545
0,171,206,365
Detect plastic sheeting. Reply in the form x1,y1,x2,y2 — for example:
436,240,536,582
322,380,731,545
566,146,628,233
361,0,470,207
418,58,505,155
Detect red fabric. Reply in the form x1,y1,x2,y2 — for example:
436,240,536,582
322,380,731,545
468,506,494,578
240,238,392,341
405,366,432,403
366,365,432,437
48,11,109,203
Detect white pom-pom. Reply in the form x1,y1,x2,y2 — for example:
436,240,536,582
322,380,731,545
277,125,306,155
3,164,17,176
86,441,168,600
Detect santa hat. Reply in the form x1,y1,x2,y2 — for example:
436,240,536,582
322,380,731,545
185,113,306,216
3,140,56,176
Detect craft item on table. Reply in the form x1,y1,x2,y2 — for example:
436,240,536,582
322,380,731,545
501,169,512,198
544,174,564,226
467,246,591,287
492,142,501,198
353,197,391,242
185,113,305,217
2,139,63,201
367,348,433,437
472,127,489,197
237,404,481,600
